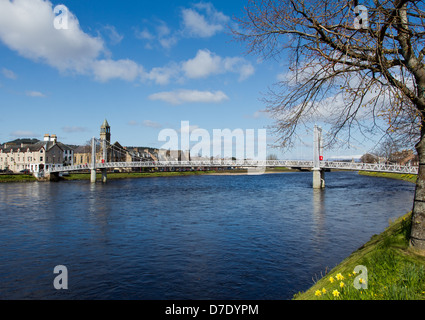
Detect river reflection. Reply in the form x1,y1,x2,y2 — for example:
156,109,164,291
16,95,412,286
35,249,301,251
0,171,415,299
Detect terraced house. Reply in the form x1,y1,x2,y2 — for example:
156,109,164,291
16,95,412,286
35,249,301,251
0,134,74,174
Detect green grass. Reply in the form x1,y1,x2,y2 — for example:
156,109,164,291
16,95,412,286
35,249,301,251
359,171,417,183
294,171,424,300
62,170,221,180
294,212,425,300
0,174,37,183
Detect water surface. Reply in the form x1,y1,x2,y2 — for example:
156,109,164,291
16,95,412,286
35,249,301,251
0,171,415,299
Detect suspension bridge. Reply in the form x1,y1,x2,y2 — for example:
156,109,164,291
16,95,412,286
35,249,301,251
45,126,418,188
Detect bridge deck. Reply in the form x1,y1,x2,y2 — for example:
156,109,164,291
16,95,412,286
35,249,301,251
47,160,418,175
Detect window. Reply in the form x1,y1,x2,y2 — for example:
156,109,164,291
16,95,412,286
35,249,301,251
40,157,43,162
40,149,43,153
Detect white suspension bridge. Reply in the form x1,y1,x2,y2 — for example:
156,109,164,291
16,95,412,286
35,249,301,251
45,126,418,188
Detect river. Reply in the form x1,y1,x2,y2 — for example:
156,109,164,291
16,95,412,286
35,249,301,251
0,171,415,300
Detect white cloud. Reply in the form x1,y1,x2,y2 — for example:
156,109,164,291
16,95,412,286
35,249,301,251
140,50,254,85
143,63,181,85
182,49,222,78
2,68,17,80
149,89,229,105
104,25,124,45
92,59,142,82
0,1,252,86
182,49,254,81
181,2,229,38
0,0,144,83
26,91,45,97
136,2,229,49
135,28,155,40
0,0,104,74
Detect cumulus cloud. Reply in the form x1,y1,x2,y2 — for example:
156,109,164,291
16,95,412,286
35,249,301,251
92,59,143,82
182,49,222,78
149,89,229,105
0,1,253,85
182,49,254,81
141,50,254,85
0,0,104,74
0,0,142,82
137,2,229,49
181,2,229,38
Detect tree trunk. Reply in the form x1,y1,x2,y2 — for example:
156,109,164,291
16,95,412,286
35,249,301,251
411,124,425,251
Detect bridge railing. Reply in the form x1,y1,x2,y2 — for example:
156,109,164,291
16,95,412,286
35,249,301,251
45,160,418,175
322,161,419,174
46,160,315,173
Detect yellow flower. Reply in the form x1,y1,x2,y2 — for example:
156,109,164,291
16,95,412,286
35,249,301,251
352,270,357,275
332,290,340,297
340,281,345,288
322,288,327,294
359,278,364,284
315,290,322,297
336,273,344,281
329,277,335,283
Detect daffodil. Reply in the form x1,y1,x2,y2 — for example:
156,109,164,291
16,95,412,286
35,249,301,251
332,290,340,297
340,281,345,288
329,277,335,283
359,278,364,284
336,273,344,281
322,288,327,294
315,290,322,297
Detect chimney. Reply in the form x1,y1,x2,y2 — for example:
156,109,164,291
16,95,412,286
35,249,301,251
51,134,57,143
44,134,50,142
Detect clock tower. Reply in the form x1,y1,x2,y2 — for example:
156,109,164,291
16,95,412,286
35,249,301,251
100,119,111,143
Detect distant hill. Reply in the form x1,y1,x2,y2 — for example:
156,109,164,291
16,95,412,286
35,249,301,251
3,138,40,145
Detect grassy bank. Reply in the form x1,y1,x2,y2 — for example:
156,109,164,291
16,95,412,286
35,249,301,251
62,167,295,181
294,171,424,300
358,171,417,183
294,211,425,300
0,174,37,183
0,167,295,183
62,170,219,181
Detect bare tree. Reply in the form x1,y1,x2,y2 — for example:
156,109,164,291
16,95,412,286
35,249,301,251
234,0,425,250
267,153,279,160
374,136,402,162
360,153,379,163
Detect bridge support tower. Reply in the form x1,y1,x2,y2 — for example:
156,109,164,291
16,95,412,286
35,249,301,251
313,125,325,189
90,137,97,183
101,138,107,183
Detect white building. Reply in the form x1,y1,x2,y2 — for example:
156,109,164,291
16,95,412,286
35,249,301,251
0,134,74,174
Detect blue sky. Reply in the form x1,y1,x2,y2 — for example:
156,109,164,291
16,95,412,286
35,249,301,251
0,0,373,159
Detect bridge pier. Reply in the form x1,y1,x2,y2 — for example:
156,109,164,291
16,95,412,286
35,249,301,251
312,168,325,189
313,125,325,189
101,169,107,183
90,169,97,183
